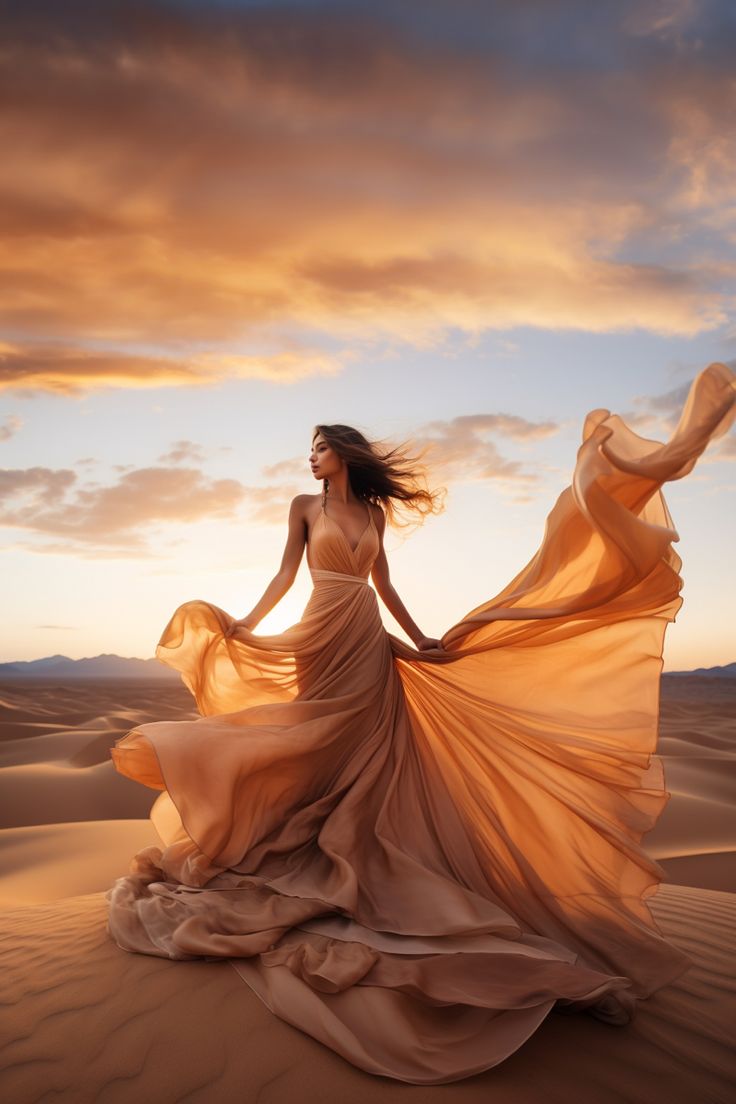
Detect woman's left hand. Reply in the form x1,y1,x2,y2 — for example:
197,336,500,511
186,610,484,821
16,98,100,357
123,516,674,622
224,616,256,639
415,636,445,652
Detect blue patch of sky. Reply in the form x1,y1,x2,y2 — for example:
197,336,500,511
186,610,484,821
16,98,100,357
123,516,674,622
171,0,734,69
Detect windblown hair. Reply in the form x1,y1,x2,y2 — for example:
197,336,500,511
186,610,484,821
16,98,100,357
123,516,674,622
312,423,446,530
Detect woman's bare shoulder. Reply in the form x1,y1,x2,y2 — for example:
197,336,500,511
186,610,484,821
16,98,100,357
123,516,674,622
369,500,386,528
291,493,321,514
289,494,320,523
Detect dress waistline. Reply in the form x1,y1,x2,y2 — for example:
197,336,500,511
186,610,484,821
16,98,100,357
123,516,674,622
310,568,371,587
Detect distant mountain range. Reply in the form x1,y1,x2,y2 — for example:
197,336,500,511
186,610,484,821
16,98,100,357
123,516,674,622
0,653,179,679
665,661,736,678
0,654,734,680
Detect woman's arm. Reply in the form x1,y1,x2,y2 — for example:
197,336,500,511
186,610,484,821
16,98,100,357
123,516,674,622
225,496,307,634
370,507,443,650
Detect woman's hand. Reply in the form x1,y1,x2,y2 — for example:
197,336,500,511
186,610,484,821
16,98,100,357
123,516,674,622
224,616,257,639
415,635,445,653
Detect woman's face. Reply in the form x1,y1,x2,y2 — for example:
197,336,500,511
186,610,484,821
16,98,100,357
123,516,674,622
309,433,341,480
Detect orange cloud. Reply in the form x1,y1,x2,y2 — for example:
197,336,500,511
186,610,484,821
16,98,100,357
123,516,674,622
0,465,249,553
0,415,23,441
711,434,736,460
0,342,345,397
411,412,560,492
622,0,701,41
620,380,695,433
0,1,733,396
157,440,207,465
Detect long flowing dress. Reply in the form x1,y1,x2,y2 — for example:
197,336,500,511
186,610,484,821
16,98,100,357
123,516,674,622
107,361,735,1085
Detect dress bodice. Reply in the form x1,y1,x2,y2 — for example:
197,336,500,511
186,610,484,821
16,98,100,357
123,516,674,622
307,497,378,579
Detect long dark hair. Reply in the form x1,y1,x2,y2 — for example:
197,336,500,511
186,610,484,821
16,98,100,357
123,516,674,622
312,423,446,530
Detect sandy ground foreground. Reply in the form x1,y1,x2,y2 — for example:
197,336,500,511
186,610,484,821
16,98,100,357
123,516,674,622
0,674,734,1102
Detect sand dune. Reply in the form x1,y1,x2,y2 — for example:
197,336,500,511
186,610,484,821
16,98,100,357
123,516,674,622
0,760,161,829
0,680,197,829
0,679,196,746
644,675,736,893
0,820,159,908
0,673,734,1101
0,884,732,1103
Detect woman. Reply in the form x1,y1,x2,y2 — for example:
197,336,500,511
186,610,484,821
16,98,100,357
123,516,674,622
107,362,735,1085
223,421,447,654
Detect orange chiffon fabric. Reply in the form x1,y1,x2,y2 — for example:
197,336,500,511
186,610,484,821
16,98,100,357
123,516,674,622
107,362,735,1085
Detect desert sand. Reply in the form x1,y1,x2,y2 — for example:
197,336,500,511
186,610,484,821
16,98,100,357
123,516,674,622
0,673,734,1102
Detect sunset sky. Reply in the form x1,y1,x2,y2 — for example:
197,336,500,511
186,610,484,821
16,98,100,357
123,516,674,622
1,0,734,670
